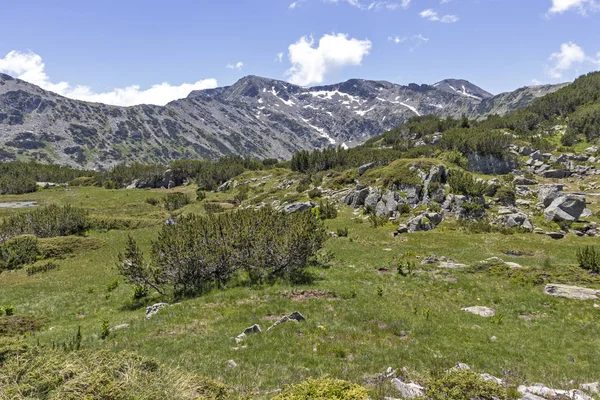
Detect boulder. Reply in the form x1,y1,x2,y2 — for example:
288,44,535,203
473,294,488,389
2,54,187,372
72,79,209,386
540,169,571,179
146,303,169,320
408,212,443,232
343,188,370,208
544,194,586,222
396,183,422,205
391,379,425,399
538,184,564,207
544,284,600,300
283,201,315,214
546,232,565,239
358,162,376,175
375,190,401,217
513,176,538,185
364,191,381,210
461,306,495,317
581,382,599,395
267,311,306,331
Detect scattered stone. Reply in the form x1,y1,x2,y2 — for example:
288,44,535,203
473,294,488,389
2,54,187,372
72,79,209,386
450,362,471,371
145,303,169,320
544,284,600,301
391,378,425,399
504,262,523,269
267,311,305,331
421,254,440,265
461,306,495,317
438,261,467,269
538,184,564,207
407,212,443,232
513,176,538,185
226,359,238,368
490,336,498,341
518,384,567,397
235,324,262,343
396,224,409,234
546,232,565,239
581,382,599,394
540,169,571,179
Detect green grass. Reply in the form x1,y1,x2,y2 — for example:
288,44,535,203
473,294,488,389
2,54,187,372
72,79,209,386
1,179,600,399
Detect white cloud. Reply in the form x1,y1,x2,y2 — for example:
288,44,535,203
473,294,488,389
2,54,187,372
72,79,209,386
419,8,459,22
548,0,599,14
0,50,217,106
546,42,600,79
324,0,411,10
226,61,244,70
532,78,543,85
289,0,304,9
276,52,284,62
388,34,429,51
286,33,372,86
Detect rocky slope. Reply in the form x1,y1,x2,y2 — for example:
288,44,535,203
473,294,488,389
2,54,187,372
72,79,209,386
0,73,565,168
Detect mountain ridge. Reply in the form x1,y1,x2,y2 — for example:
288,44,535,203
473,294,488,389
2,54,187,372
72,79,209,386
0,73,566,168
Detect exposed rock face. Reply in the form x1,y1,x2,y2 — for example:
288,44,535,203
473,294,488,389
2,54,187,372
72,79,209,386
544,194,586,222
358,162,375,175
544,284,600,300
391,378,425,399
343,187,370,208
375,190,403,217
467,153,517,175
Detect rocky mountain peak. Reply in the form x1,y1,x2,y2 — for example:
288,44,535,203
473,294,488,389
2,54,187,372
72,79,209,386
433,79,493,100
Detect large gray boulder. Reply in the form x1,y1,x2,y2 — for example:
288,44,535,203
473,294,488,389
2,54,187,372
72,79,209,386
343,187,370,208
544,194,586,222
375,190,401,217
396,183,422,205
408,212,443,232
283,201,316,214
364,191,381,210
538,184,564,207
540,169,571,179
146,303,169,319
358,162,376,175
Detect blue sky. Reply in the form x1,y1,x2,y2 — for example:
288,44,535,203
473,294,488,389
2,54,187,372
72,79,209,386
1,0,599,105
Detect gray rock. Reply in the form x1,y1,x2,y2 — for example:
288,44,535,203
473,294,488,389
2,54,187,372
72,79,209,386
243,324,262,335
226,360,238,368
145,303,169,320
396,224,409,234
581,382,599,394
343,188,370,208
461,306,495,317
267,311,305,331
109,324,130,332
391,378,425,399
467,153,517,175
283,201,315,214
396,183,422,205
538,184,564,207
513,176,538,185
546,232,565,239
544,194,586,222
544,284,600,300
358,162,376,175
364,191,381,210
540,169,571,179
408,212,443,232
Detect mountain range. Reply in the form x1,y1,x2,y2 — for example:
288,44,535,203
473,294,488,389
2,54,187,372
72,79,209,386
0,73,566,168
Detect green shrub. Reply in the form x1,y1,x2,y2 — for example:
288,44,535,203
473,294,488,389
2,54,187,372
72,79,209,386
496,186,516,206
162,193,190,211
0,235,38,271
308,188,323,199
318,201,338,220
68,176,98,186
297,180,311,193
196,189,207,202
100,319,110,340
89,216,159,232
274,376,369,400
0,204,89,239
103,180,119,189
146,197,161,206
0,176,37,195
37,236,104,259
0,339,228,399
398,203,411,215
368,214,388,228
25,261,59,276
204,202,225,214
448,170,487,197
576,246,600,273
132,285,149,299
119,208,327,295
233,185,249,204
106,279,119,293
4,306,14,317
425,370,507,400
336,227,349,237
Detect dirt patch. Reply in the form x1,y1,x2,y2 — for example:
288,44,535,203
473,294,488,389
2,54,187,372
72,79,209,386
281,290,336,301
0,316,45,336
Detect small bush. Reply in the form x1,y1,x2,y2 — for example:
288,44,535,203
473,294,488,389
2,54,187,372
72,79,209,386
336,227,349,237
233,185,249,204
68,176,98,186
577,246,600,273
196,189,207,202
369,214,388,228
106,279,119,293
37,236,104,259
26,261,59,276
0,235,38,271
4,306,14,317
274,376,369,400
100,319,110,340
318,201,338,220
398,203,411,215
162,193,190,211
425,370,507,400
204,202,225,214
0,204,89,239
133,285,149,299
145,197,161,206
496,186,516,206
448,170,487,197
308,188,323,199
296,180,311,193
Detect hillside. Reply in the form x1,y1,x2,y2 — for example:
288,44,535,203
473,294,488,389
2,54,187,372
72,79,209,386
0,73,564,169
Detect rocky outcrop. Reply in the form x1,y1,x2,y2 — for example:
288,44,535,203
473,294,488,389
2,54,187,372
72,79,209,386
407,212,443,232
283,201,316,214
467,153,517,175
343,186,370,208
544,284,600,300
358,162,375,175
538,184,564,207
146,303,169,320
